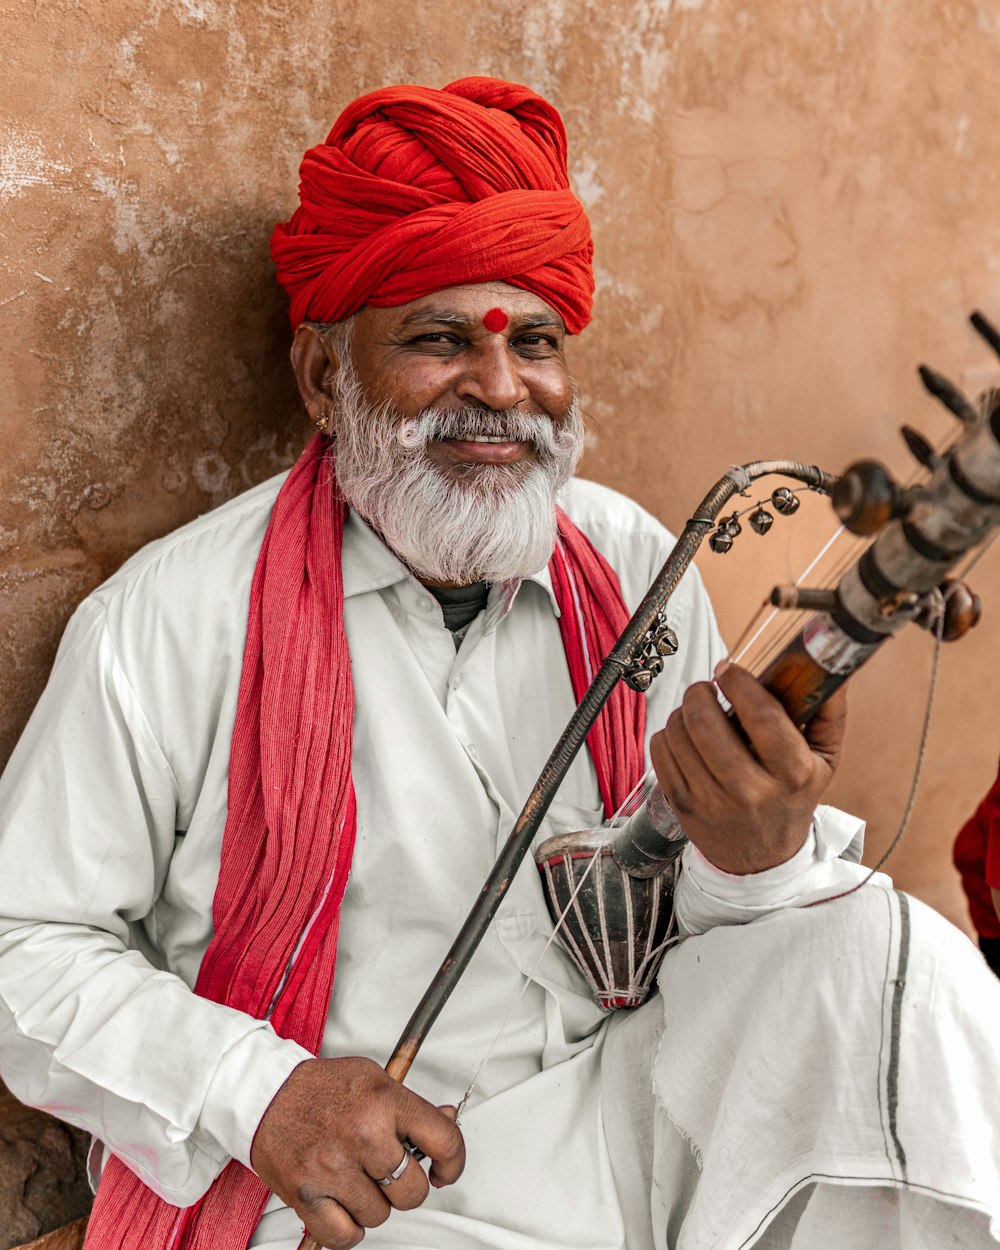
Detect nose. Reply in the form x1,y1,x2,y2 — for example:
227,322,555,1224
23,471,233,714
454,340,531,411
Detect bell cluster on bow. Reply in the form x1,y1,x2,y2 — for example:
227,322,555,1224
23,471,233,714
708,487,800,554
622,611,680,692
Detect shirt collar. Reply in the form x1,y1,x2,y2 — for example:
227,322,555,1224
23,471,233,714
340,510,561,617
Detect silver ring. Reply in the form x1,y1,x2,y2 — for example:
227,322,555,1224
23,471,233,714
376,1149,411,1187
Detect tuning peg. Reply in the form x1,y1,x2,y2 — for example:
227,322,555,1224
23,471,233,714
941,579,982,641
971,310,1000,363
769,586,839,612
915,579,982,641
900,425,940,470
831,459,904,536
917,365,979,425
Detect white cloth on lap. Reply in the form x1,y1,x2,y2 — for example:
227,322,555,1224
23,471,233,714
627,884,1000,1249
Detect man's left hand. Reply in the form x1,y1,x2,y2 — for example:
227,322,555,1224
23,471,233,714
650,661,847,875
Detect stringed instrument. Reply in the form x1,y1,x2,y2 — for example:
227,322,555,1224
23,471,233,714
296,312,1000,1250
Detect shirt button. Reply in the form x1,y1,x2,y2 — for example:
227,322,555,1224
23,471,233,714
417,597,433,612
467,743,479,760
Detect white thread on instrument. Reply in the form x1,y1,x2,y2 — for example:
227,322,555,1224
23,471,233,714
802,605,945,909
455,770,653,1121
730,523,847,667
805,507,998,908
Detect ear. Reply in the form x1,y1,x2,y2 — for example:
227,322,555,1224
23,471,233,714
290,323,343,431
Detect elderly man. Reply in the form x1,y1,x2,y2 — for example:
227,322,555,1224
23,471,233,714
1,78,998,1250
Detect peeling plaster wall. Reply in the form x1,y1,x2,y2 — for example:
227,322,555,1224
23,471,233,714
3,0,1000,966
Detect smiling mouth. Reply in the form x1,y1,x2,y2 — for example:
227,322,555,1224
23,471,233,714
434,436,533,466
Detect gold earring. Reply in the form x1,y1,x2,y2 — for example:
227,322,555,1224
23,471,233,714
314,409,333,434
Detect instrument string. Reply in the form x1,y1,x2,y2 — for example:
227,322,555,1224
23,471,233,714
731,417,964,677
454,768,654,1121
802,604,945,909
800,516,999,910
728,523,852,670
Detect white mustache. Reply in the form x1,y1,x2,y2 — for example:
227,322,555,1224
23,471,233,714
395,407,565,457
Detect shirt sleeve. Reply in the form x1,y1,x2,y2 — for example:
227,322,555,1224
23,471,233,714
673,804,882,935
628,540,872,936
0,598,311,1205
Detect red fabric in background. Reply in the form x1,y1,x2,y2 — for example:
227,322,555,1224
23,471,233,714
955,755,1000,938
84,439,645,1250
271,77,594,333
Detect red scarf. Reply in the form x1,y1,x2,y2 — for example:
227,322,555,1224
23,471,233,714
84,436,645,1249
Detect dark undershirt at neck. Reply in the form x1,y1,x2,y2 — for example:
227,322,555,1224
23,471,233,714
426,580,490,647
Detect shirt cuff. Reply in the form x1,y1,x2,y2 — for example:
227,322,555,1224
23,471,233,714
197,1023,314,1169
674,805,883,936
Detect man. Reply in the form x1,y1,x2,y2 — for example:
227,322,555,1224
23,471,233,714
1,78,998,1250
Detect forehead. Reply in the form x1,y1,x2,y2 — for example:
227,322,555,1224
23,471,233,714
359,282,565,333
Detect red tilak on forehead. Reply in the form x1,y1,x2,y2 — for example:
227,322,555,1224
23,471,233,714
483,307,509,333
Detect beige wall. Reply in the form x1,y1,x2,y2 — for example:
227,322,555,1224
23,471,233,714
3,0,1000,940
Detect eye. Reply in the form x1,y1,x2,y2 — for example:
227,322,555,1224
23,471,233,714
405,332,467,353
512,333,561,356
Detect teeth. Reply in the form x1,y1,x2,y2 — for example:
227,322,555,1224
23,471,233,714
467,435,514,443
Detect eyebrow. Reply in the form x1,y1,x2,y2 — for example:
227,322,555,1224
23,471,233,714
397,308,565,332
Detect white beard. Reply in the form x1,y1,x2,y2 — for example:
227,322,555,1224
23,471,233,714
331,355,585,585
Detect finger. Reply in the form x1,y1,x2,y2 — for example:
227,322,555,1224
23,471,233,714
674,681,766,791
714,662,813,783
297,1190,365,1249
398,1101,465,1189
367,1144,429,1212
661,706,729,811
650,732,690,818
311,1164,391,1234
670,680,735,785
801,684,848,771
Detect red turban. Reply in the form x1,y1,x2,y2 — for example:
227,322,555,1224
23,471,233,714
270,76,594,333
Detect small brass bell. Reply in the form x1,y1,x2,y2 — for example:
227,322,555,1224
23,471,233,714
771,487,800,515
655,627,679,656
749,506,774,535
709,528,735,554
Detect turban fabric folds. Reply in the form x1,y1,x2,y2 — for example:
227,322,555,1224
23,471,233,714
271,77,594,333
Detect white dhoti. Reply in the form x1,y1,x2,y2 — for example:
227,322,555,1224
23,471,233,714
603,884,1000,1249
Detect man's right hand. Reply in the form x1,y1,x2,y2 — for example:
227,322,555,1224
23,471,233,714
250,1056,466,1249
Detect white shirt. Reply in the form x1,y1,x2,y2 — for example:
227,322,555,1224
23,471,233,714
0,473,863,1248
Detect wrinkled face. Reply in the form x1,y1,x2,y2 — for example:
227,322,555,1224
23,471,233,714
348,280,577,480
319,282,585,586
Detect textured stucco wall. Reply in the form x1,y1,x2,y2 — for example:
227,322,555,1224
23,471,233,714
4,0,1000,1240
2,0,999,993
